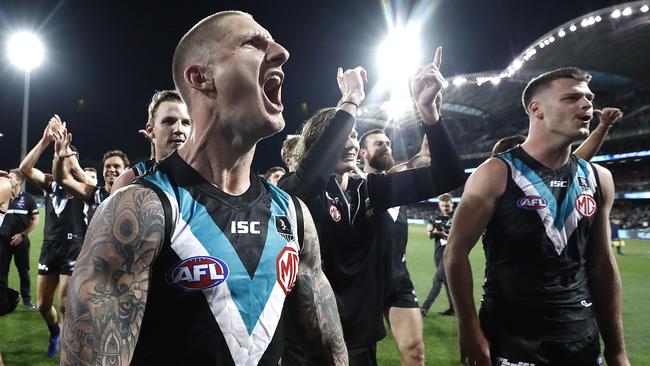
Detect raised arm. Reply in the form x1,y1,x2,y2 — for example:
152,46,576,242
388,135,430,173
279,67,365,199
287,199,347,365
61,185,164,366
444,158,507,366
585,165,630,366
574,107,623,160
53,128,97,205
19,119,57,191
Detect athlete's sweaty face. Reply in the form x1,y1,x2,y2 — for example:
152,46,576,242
335,129,360,174
536,78,594,140
103,156,127,186
362,132,395,172
207,15,289,139
148,101,191,159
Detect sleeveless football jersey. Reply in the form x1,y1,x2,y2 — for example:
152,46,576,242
131,152,303,366
481,146,601,340
43,181,87,241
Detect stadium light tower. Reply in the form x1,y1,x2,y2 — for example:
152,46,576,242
375,23,422,121
7,31,44,160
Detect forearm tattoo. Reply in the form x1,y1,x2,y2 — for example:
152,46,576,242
293,210,348,366
61,187,164,366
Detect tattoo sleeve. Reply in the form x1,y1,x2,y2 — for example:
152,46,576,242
60,186,164,366
287,200,348,365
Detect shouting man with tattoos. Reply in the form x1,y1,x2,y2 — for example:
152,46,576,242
62,10,347,366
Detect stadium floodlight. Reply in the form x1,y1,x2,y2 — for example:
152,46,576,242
622,7,633,16
595,15,602,22
611,9,622,18
490,76,501,85
452,77,467,86
7,32,44,72
558,29,566,37
569,24,578,32
642,5,649,13
375,23,423,121
7,31,44,161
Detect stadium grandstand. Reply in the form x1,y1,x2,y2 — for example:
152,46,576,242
356,1,650,240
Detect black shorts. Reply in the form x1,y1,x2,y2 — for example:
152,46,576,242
487,328,602,366
384,275,419,309
349,344,377,366
38,239,83,275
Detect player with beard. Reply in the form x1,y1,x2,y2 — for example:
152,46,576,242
112,89,191,191
445,68,629,366
280,47,465,365
358,128,425,365
19,119,90,357
62,11,347,365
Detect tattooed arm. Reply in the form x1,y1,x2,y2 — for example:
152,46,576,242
288,199,348,365
60,185,164,366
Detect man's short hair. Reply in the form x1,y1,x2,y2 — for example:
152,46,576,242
264,166,286,180
281,135,301,161
172,10,253,107
9,169,25,184
491,135,527,156
148,90,183,123
438,193,453,202
359,129,386,149
295,108,338,164
521,67,592,114
102,150,130,168
83,167,97,174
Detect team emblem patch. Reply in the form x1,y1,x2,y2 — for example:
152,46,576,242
578,177,589,189
329,205,341,222
575,193,597,217
276,247,299,295
167,256,229,291
275,215,294,242
517,195,548,210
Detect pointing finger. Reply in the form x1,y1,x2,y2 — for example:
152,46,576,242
433,47,442,68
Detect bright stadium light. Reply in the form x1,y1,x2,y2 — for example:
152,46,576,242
8,32,44,72
452,77,467,86
376,24,422,90
622,7,633,16
642,5,649,13
7,31,45,160
569,24,578,31
611,9,622,18
375,23,423,121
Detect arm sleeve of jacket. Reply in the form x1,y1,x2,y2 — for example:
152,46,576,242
278,110,355,200
366,119,465,212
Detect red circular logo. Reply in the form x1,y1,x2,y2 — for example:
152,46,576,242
575,194,597,217
329,205,341,222
276,247,299,295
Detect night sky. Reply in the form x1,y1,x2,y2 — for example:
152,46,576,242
0,0,620,177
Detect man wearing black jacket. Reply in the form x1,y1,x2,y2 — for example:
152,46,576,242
280,47,464,365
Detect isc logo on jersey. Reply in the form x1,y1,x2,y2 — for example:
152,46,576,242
276,247,299,295
167,256,229,291
517,195,548,210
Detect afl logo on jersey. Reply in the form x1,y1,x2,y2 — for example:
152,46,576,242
576,194,597,217
167,256,229,291
276,247,299,295
329,205,341,222
517,195,548,210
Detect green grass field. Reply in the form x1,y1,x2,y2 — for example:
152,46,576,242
1,220,649,365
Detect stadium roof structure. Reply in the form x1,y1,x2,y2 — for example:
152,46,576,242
358,1,650,158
